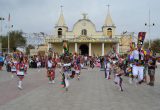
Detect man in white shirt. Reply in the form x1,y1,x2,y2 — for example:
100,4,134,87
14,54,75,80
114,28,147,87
132,45,145,85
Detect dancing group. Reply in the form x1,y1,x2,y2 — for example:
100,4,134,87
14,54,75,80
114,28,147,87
103,32,159,92
0,32,159,92
0,52,28,89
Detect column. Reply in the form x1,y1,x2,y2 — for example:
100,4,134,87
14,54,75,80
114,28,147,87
102,43,104,56
116,43,120,54
89,43,91,56
48,43,51,51
75,43,78,53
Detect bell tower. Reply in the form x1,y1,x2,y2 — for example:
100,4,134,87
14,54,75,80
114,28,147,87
102,5,116,38
55,6,68,38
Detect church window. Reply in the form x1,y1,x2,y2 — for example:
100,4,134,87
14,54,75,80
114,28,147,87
58,28,62,38
107,28,112,38
81,29,87,36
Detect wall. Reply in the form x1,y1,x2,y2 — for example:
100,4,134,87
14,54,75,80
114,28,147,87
91,43,102,56
52,43,63,54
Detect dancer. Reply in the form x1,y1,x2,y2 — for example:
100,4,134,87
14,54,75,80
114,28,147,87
16,58,26,90
11,58,17,78
114,63,124,91
61,40,72,91
148,53,157,86
46,57,56,84
131,46,145,85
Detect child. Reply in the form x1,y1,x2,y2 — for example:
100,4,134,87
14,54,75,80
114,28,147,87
114,63,124,91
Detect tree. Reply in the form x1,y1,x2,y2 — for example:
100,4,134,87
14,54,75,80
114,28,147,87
143,40,149,49
2,31,26,52
151,39,160,53
143,39,160,53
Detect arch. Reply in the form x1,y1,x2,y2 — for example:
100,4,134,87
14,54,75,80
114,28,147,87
81,29,87,36
58,28,62,38
107,28,112,38
79,44,88,55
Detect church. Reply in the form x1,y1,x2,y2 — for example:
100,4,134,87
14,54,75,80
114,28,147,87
45,7,127,56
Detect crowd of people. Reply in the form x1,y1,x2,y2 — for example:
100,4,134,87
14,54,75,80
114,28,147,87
0,45,159,92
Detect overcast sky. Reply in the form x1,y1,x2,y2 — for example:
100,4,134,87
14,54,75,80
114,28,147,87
0,0,160,40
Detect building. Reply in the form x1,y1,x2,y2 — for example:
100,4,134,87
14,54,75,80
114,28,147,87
119,32,133,54
45,7,132,56
23,32,46,46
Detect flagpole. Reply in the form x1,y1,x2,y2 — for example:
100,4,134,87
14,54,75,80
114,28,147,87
8,14,10,54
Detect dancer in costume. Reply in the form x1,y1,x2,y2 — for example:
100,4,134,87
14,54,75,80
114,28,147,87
61,40,72,91
11,58,18,78
131,32,146,85
148,53,157,86
74,59,81,80
132,46,145,85
16,58,26,89
114,63,124,91
46,57,56,84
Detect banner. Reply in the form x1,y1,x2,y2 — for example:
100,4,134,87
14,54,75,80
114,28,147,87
137,32,146,45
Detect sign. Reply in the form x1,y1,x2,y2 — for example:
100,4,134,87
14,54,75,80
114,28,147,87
137,32,146,45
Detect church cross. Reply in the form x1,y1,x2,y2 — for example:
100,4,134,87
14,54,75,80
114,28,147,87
82,13,87,19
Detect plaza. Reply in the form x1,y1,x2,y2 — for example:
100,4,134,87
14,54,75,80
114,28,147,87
0,66,160,110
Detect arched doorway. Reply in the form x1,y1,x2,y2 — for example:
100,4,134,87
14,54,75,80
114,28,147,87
79,44,88,55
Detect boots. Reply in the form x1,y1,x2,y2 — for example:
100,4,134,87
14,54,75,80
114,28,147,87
18,81,23,89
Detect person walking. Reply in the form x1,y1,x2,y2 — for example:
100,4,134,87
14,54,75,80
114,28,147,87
148,53,157,86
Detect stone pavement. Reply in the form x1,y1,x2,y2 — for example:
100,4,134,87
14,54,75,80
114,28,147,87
0,66,160,110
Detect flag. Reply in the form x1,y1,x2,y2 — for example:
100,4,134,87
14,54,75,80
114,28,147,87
8,13,10,22
137,32,146,45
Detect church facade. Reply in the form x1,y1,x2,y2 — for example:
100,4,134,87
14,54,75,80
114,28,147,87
45,8,122,56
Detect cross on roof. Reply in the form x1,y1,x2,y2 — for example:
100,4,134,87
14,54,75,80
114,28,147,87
82,13,88,19
60,5,63,12
106,4,110,11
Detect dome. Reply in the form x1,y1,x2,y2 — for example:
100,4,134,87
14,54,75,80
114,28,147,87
72,19,97,36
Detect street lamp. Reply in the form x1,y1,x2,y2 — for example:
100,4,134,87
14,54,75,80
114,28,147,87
145,9,155,48
0,17,5,51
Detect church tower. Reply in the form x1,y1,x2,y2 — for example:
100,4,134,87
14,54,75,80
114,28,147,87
102,5,116,38
55,6,68,38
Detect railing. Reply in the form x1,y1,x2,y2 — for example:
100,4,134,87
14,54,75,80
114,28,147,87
45,36,119,43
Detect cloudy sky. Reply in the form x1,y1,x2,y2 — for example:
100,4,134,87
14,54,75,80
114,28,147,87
0,0,160,40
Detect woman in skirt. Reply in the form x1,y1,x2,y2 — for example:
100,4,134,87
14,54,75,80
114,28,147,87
16,58,26,90
11,58,18,78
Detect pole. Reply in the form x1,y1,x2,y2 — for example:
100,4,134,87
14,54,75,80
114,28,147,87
8,25,10,54
8,14,10,54
0,19,2,51
0,17,5,52
148,9,151,48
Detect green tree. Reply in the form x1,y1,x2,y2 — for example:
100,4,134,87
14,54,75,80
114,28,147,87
143,39,160,53
2,31,26,52
151,39,160,53
143,40,149,49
